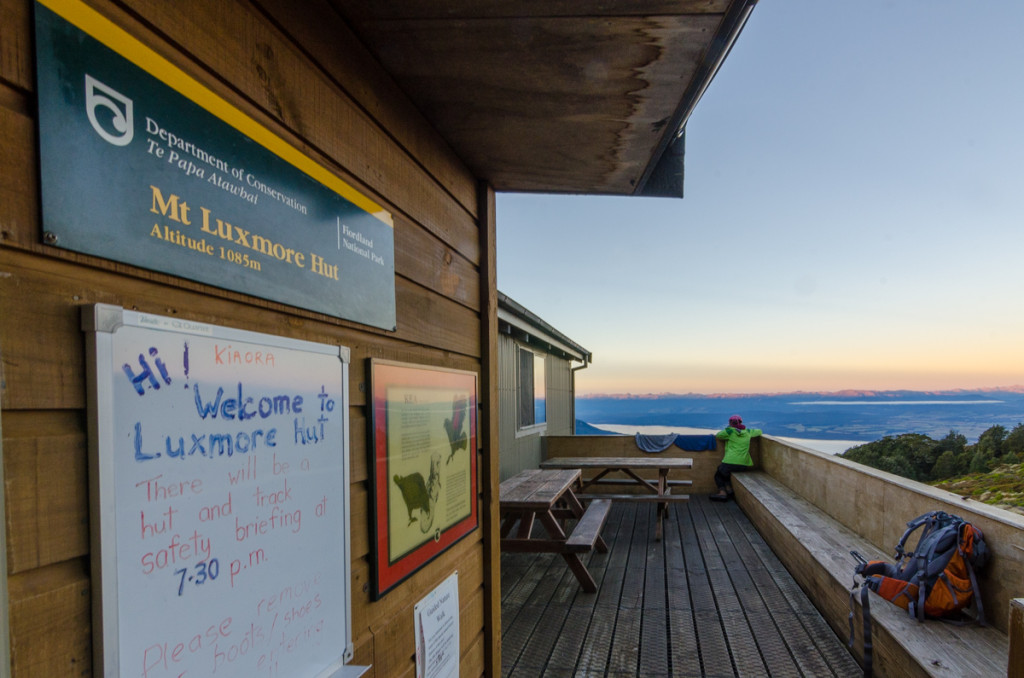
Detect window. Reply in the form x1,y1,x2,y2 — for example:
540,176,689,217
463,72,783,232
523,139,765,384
517,346,546,431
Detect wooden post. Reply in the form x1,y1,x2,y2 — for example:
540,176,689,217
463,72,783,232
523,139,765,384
0,408,10,674
1011,598,1024,678
479,182,501,676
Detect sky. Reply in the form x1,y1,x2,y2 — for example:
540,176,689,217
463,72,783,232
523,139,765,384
496,0,1024,397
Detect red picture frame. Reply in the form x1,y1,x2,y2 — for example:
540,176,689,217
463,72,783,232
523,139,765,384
367,359,478,599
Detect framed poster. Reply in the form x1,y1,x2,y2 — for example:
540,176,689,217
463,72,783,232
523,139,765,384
368,360,478,599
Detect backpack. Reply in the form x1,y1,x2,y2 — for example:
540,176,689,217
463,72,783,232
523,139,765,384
848,510,989,675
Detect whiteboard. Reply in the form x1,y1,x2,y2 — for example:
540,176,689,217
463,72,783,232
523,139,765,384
84,304,365,678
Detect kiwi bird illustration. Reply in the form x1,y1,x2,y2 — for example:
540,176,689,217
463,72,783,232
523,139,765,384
393,454,441,533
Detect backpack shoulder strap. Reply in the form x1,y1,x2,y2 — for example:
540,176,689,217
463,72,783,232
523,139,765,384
957,521,988,626
917,520,969,620
849,573,874,677
966,556,986,626
896,512,939,560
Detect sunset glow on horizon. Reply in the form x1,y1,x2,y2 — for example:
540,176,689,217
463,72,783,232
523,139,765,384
569,334,1024,396
572,363,1024,398
498,1,1024,398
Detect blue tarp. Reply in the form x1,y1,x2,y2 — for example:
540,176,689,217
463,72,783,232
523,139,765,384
634,433,718,453
674,434,718,451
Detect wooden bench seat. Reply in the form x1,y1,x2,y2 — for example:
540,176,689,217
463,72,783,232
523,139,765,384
575,493,690,503
564,499,612,553
733,471,1008,677
583,478,693,487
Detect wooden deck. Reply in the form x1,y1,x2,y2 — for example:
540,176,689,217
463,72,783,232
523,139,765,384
500,496,863,677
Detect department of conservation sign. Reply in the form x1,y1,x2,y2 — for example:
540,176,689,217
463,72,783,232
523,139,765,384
34,0,397,331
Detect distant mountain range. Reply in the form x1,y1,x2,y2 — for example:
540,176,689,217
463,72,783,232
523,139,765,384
579,386,1024,400
575,388,1024,442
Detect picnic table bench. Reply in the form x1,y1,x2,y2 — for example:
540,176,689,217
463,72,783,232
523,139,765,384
539,456,692,540
499,468,611,592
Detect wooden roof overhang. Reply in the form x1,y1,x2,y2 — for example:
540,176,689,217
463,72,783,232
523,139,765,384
329,0,758,198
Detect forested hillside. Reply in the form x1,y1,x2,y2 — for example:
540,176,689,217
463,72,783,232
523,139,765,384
841,425,1024,515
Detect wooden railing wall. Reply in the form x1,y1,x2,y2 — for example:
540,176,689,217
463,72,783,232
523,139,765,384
546,433,732,495
758,436,1024,635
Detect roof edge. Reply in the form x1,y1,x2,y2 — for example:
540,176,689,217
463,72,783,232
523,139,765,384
497,291,591,363
635,0,759,198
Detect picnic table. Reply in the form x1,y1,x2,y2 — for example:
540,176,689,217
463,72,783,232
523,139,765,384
539,456,692,540
499,468,611,592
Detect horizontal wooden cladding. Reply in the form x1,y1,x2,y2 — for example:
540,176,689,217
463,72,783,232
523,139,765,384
0,105,35,241
0,255,88,411
396,215,479,312
350,412,369,483
354,540,486,677
0,0,33,90
95,0,481,252
349,629,374,672
460,627,486,678
367,587,484,677
351,534,484,627
336,0,731,20
8,558,92,677
2,411,89,574
348,348,480,417
395,277,480,357
0,250,480,410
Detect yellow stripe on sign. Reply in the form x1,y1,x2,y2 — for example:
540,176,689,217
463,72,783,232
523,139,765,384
37,0,394,227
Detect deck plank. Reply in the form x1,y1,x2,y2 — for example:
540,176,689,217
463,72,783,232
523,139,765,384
501,498,862,677
639,509,669,676
702,498,801,677
719,496,862,677
546,505,622,674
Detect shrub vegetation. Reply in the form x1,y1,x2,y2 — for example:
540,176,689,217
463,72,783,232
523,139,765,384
840,425,1024,513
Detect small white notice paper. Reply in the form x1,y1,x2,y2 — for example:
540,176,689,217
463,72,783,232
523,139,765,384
414,571,460,678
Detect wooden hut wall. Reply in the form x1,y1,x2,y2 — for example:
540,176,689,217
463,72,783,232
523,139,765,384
496,334,528,481
496,334,576,480
0,0,497,675
545,355,575,437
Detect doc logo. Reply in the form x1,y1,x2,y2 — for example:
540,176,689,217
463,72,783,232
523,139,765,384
84,74,134,146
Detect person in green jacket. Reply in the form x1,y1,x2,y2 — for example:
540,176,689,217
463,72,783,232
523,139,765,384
711,415,762,501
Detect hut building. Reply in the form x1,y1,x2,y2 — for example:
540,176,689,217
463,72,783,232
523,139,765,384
0,0,758,675
497,292,591,482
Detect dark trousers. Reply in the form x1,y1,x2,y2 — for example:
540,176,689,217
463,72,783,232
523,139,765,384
714,463,751,491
